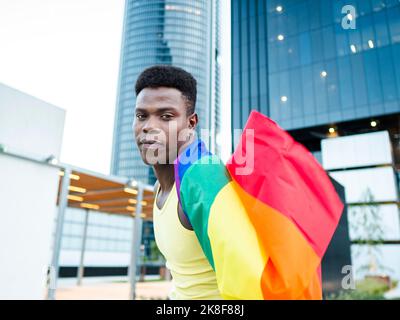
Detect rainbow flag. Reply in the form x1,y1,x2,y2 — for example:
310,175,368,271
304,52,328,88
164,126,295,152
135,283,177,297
174,111,344,300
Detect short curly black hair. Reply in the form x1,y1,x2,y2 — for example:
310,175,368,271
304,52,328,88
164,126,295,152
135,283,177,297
135,65,197,115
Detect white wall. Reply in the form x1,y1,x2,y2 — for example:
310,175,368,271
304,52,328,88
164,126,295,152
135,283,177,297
351,245,400,280
322,131,400,281
321,131,393,170
0,83,65,299
348,204,400,241
0,83,65,158
330,167,398,203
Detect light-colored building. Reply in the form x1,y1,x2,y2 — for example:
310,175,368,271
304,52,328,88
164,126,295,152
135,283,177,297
0,83,65,299
322,131,400,281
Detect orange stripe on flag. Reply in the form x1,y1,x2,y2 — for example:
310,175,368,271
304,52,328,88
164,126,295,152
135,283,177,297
232,181,322,299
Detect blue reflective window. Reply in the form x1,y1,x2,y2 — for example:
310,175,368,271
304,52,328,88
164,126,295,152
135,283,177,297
232,0,240,22
301,65,315,116
348,28,362,53
290,68,303,118
385,0,400,7
313,63,328,113
279,70,291,120
350,54,368,106
250,41,257,70
257,0,266,17
325,60,340,111
335,24,350,57
249,14,257,44
241,37,248,70
322,26,336,60
240,0,248,20
297,2,310,33
374,11,390,47
277,40,289,71
258,12,266,40
259,67,268,95
378,46,398,102
259,38,267,68
309,0,321,30
249,0,256,17
286,8,298,37
311,29,324,63
360,15,375,51
320,0,334,26
392,44,400,100
233,73,241,102
250,68,258,98
299,32,312,65
337,56,355,109
387,7,400,44
268,43,278,73
233,0,400,131
287,36,300,68
370,0,386,12
268,73,281,120
241,70,249,100
363,50,383,105
357,0,372,16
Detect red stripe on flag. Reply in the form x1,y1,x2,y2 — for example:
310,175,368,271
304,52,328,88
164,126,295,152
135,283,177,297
227,111,344,258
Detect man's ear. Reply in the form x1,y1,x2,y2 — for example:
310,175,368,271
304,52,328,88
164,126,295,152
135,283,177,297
188,113,198,129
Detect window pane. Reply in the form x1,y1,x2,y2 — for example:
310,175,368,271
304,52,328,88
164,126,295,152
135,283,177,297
363,50,383,105
378,46,398,102
338,57,355,109
350,54,368,107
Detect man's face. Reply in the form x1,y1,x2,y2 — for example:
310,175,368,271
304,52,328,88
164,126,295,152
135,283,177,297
133,87,197,165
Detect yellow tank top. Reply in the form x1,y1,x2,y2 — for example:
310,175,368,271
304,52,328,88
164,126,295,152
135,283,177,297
153,182,222,300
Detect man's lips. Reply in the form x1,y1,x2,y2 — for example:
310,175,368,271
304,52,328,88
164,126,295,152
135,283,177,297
139,139,163,149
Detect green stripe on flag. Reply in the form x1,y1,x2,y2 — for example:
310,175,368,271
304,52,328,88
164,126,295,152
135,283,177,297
179,155,231,269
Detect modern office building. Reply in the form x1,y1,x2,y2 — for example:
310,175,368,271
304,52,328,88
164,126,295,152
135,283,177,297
232,0,399,155
232,0,400,283
111,0,221,185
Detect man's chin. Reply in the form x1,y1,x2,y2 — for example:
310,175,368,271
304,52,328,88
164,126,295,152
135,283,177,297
141,156,170,166
140,149,178,166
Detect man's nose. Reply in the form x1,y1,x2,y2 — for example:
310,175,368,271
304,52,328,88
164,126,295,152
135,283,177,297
142,116,159,134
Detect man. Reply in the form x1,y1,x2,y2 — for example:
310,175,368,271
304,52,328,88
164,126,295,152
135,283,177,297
133,65,222,300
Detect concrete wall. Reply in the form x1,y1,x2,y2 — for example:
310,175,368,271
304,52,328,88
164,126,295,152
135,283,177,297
0,83,65,299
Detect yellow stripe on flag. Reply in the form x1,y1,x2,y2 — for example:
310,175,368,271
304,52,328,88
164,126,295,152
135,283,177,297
208,181,267,300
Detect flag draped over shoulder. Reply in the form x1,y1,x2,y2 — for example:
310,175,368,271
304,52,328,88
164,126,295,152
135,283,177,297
174,110,344,300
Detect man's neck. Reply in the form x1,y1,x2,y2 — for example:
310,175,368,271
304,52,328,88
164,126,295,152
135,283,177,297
152,136,196,192
153,164,175,192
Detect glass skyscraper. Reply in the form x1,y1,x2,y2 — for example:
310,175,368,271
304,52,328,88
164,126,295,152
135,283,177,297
111,0,221,184
232,0,400,152
232,0,400,289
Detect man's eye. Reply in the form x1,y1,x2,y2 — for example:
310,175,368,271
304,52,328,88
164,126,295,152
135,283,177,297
136,114,146,120
161,114,173,120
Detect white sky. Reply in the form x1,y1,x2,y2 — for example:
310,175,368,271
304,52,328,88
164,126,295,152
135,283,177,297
0,0,231,174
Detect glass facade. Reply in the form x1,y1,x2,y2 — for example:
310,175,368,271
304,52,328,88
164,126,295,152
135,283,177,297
111,0,221,184
232,0,400,132
61,208,133,253
232,0,400,284
59,208,160,268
